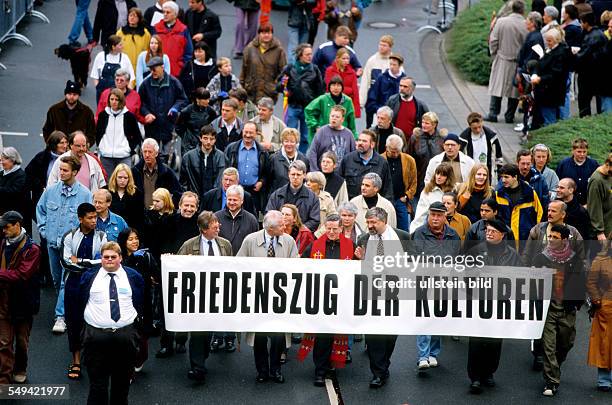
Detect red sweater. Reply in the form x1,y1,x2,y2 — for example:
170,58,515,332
325,63,361,118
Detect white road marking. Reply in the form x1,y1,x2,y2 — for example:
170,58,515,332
325,378,339,405
0,131,28,136
416,84,432,89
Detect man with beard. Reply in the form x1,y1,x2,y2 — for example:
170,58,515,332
43,81,96,147
532,224,586,396
339,129,393,201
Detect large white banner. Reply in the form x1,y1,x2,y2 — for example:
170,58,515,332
161,255,553,339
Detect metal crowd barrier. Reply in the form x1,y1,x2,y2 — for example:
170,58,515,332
0,0,50,69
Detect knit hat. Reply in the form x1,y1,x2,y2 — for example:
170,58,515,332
443,133,464,145
64,80,81,95
486,219,508,234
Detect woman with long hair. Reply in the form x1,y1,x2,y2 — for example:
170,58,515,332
409,163,455,233
116,8,151,75
281,203,315,255
324,49,360,117
96,88,141,176
455,163,493,224
107,163,144,230
136,34,171,88
407,111,446,196
90,34,135,102
143,187,175,261
117,227,159,373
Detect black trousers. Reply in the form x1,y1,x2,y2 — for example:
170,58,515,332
313,334,334,377
83,324,139,405
577,73,598,117
64,272,83,353
489,96,519,122
365,335,397,378
189,332,212,373
160,329,188,350
253,333,284,375
467,337,503,382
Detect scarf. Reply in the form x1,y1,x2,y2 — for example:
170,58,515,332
1,229,28,270
324,172,343,198
295,61,309,75
458,183,487,209
543,240,574,264
297,233,352,368
121,24,145,36
330,93,343,105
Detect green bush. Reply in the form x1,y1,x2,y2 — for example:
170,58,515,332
528,114,612,167
446,0,502,85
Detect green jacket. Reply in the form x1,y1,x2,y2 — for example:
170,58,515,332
304,93,357,143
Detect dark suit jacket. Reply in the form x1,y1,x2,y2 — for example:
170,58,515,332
357,227,411,252
201,187,256,217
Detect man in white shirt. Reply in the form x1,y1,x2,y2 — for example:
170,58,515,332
79,241,144,405
177,211,232,381
424,133,475,186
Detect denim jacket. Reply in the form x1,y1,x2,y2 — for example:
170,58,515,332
36,182,92,248
96,211,128,242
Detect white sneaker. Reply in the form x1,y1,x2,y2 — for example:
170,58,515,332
428,356,438,367
418,360,430,370
12,374,27,383
52,317,66,334
514,123,524,132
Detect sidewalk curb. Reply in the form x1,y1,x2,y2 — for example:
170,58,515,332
420,30,522,164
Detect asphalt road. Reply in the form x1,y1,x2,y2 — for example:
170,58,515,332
1,1,610,404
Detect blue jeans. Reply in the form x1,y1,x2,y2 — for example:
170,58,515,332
68,0,93,44
602,97,612,113
286,105,309,154
287,25,308,65
47,245,65,318
393,198,410,232
558,75,572,120
539,106,558,127
598,368,612,388
416,335,441,362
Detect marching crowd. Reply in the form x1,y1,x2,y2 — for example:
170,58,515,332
0,0,611,403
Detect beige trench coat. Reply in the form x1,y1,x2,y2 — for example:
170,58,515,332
488,13,527,98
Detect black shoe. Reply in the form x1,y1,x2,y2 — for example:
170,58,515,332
542,383,558,396
68,41,81,49
224,340,236,353
176,343,186,354
256,373,269,383
187,369,206,382
271,371,285,383
483,114,498,122
345,351,352,364
597,386,611,392
210,338,224,352
369,376,386,388
155,347,174,358
484,376,495,387
532,356,543,371
505,117,515,124
470,381,483,394
314,376,326,387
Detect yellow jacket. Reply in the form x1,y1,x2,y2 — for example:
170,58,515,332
116,27,151,74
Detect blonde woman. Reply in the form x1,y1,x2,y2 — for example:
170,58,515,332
531,144,559,200
144,187,175,260
410,163,455,233
108,163,144,229
407,111,446,195
455,163,493,224
305,171,338,238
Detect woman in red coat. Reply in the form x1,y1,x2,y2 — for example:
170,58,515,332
324,48,361,118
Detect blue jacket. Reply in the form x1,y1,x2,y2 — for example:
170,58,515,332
313,41,361,78
96,211,128,242
556,156,599,205
78,266,145,325
138,72,189,142
495,181,544,247
36,182,92,248
521,167,549,212
365,69,405,114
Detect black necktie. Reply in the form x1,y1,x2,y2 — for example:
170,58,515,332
208,240,214,256
109,273,120,322
267,238,275,257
